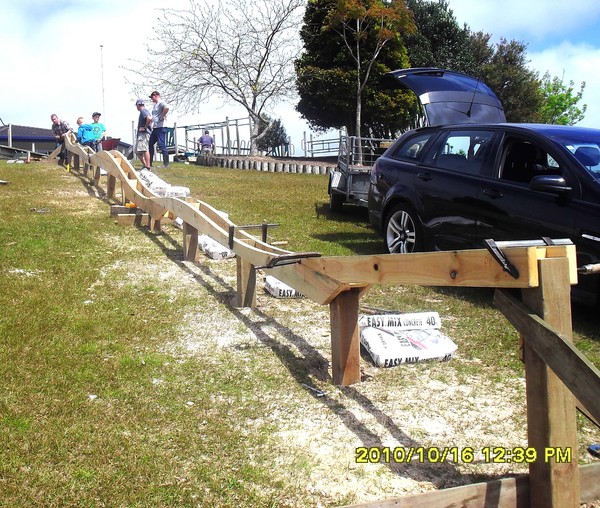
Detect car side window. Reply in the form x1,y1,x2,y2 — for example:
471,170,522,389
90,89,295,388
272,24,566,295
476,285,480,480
429,130,495,175
501,141,561,184
390,132,436,161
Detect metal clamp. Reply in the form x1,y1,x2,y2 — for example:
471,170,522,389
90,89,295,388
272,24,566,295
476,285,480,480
228,222,279,249
484,239,520,279
256,252,322,269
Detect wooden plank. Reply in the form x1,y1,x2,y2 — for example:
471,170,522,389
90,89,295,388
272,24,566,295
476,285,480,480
235,257,257,308
580,462,600,503
182,222,199,262
338,463,600,508
106,174,116,199
340,474,529,507
494,290,600,425
330,288,361,385
304,248,539,288
303,245,577,289
519,257,579,508
115,213,149,227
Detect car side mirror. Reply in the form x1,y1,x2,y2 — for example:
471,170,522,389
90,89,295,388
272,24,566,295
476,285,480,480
530,175,571,194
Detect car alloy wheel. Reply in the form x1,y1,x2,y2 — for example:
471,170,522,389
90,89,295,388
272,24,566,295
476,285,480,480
385,205,421,254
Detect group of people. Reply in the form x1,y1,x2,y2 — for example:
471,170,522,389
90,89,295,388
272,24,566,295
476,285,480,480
50,112,106,165
77,113,106,151
135,91,170,170
52,90,216,170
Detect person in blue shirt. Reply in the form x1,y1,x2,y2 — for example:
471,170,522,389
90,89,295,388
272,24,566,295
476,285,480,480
76,117,96,149
90,112,106,151
198,130,215,155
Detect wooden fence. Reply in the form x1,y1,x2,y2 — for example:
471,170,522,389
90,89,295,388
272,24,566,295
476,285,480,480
61,135,600,508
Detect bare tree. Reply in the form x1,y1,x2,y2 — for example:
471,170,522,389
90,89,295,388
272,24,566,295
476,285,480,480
131,0,304,155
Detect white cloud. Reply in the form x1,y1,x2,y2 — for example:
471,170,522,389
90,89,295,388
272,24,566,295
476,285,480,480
529,42,600,127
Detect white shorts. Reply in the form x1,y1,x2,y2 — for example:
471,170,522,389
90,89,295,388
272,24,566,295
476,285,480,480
136,132,150,153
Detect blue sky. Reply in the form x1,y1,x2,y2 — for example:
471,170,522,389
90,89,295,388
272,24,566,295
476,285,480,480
2,0,600,150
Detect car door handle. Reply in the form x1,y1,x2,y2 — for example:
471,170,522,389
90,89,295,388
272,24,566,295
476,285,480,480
483,188,503,199
417,172,432,181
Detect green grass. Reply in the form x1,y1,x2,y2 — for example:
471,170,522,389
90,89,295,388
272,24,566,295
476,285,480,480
0,159,598,507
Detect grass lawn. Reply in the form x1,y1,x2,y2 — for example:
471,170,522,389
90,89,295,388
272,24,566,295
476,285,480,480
0,159,598,507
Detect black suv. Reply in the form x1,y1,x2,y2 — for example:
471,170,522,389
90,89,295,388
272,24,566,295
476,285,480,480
368,68,600,304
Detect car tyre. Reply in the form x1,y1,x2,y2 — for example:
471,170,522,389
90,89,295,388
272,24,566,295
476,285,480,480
384,204,422,253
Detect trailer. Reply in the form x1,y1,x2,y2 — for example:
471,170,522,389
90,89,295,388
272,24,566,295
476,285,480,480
327,135,393,211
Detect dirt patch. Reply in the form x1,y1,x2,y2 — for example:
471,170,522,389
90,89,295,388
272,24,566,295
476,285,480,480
105,243,599,507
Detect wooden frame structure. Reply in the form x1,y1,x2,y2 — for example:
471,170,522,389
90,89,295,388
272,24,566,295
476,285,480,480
62,136,600,507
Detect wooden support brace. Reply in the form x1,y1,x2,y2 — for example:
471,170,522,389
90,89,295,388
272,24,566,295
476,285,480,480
521,257,579,508
330,287,361,386
182,222,199,262
235,256,256,308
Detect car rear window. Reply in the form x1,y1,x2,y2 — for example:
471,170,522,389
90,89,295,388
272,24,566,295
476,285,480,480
391,132,436,161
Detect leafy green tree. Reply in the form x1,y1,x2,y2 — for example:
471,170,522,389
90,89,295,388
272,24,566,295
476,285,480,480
325,0,415,141
256,116,290,155
403,0,476,74
404,1,542,123
472,36,542,122
538,72,587,125
295,0,416,138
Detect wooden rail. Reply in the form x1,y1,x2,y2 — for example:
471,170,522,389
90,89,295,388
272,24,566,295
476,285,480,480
62,135,599,508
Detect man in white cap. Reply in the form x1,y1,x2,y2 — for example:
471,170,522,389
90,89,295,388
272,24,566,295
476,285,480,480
148,91,170,167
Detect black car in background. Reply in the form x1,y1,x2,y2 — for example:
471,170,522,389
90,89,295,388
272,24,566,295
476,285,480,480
368,68,600,304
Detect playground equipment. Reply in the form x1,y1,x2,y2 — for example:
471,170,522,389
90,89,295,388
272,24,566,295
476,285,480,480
62,133,599,508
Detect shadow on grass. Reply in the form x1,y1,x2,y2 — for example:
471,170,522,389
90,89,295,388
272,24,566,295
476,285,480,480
71,172,580,494
135,225,517,491
312,202,384,256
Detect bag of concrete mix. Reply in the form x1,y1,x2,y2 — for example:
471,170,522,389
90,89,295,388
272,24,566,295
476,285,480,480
198,234,235,260
264,275,303,298
359,312,457,368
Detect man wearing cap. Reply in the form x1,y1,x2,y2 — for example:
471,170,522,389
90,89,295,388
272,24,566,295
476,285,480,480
148,91,170,168
135,99,152,170
91,112,106,151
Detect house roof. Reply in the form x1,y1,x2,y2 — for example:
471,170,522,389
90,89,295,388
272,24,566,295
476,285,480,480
0,124,55,142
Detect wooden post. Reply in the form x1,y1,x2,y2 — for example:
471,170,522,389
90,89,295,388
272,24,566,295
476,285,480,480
522,256,579,508
329,288,361,386
93,165,101,186
235,256,256,308
182,222,198,262
107,174,116,199
149,217,161,232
